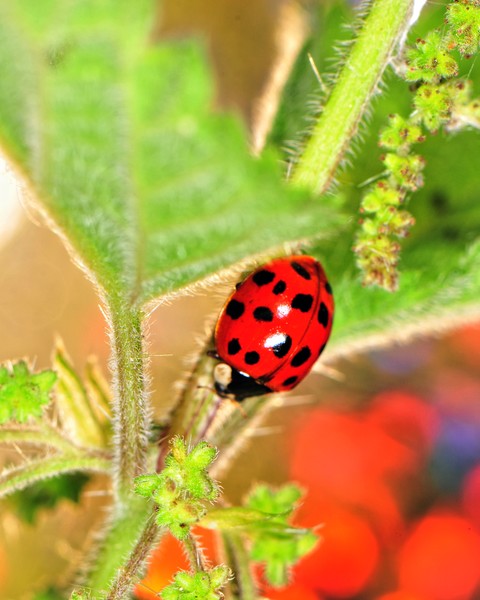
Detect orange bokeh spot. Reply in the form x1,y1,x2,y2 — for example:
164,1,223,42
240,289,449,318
446,323,480,369
290,409,413,541
366,390,439,459
263,582,321,600
293,507,379,598
462,464,480,530
376,591,427,600
135,528,218,599
399,511,480,600
135,534,189,599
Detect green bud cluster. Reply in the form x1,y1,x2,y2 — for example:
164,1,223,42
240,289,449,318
161,566,231,600
447,0,480,56
354,115,423,291
134,437,219,539
355,0,480,291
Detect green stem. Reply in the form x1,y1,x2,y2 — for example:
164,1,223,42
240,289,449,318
0,424,80,453
108,299,149,504
0,454,110,499
105,509,160,600
184,532,207,572
292,0,417,195
86,495,152,595
222,532,258,600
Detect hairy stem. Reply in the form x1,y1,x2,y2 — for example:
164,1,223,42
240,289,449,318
222,532,258,600
86,495,152,594
0,454,110,499
105,509,160,600
108,299,149,504
184,532,208,572
292,0,417,194
0,424,81,453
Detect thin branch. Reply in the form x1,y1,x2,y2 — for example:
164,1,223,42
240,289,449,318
0,424,79,453
292,0,417,194
0,453,110,499
222,531,258,600
105,509,161,600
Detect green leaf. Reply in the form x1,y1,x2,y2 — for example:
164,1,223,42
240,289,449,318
53,340,109,448
0,1,337,306
0,361,56,424
246,484,303,516
200,507,278,531
8,472,90,523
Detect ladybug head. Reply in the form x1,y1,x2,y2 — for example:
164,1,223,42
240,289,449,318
213,362,272,402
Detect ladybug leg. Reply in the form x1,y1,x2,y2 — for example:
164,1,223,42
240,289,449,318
222,396,247,418
206,349,221,360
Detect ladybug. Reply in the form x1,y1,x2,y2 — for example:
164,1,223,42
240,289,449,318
212,255,334,401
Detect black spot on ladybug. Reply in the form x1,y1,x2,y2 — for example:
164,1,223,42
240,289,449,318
253,306,274,322
235,282,243,290
227,338,241,355
325,281,333,294
252,270,275,286
273,280,287,295
291,293,313,312
291,346,311,367
282,376,298,387
272,335,292,359
318,302,329,327
318,343,326,357
226,299,245,320
245,351,260,365
291,261,311,280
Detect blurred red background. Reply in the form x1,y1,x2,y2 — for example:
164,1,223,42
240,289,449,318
134,323,480,600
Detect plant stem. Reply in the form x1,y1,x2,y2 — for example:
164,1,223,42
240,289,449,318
108,299,149,504
292,0,417,195
184,532,207,572
105,509,160,600
222,532,258,600
86,495,152,594
0,424,81,453
0,454,110,499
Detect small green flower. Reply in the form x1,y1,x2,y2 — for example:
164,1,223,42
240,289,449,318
361,182,403,213
161,566,231,600
0,361,57,424
156,494,207,540
134,438,220,540
163,438,219,501
405,31,458,82
446,0,480,56
382,153,425,190
379,114,424,150
414,84,453,131
134,473,163,498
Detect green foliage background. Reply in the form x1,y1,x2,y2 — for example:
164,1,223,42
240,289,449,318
0,0,479,595
0,0,478,357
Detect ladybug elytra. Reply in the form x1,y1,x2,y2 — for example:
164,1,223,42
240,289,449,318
212,255,334,401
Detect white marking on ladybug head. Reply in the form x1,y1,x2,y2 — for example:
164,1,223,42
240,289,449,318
214,363,233,388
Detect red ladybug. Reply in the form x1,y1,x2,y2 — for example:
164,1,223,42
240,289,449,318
212,255,334,401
